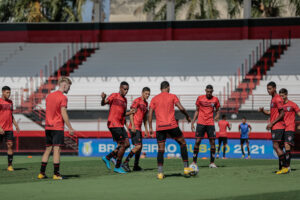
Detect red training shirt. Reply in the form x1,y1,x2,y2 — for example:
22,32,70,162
45,91,68,130
196,95,220,126
149,92,179,131
128,97,148,131
283,100,300,132
0,98,13,131
270,94,285,130
107,93,127,128
218,120,230,137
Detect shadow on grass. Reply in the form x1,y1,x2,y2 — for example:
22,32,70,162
63,174,81,179
13,168,28,171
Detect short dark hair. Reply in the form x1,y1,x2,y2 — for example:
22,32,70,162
242,116,247,120
2,86,11,91
206,85,213,90
120,81,129,87
142,87,150,92
160,81,170,90
279,88,288,95
267,81,276,88
222,114,226,119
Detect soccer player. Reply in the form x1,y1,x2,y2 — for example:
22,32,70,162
279,88,300,172
101,81,135,174
238,117,252,159
122,87,150,172
148,81,193,179
38,77,75,180
259,81,286,174
217,114,231,159
191,85,220,168
0,86,20,171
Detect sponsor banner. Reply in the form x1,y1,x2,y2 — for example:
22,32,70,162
79,138,277,159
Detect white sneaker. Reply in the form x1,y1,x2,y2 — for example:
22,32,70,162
288,167,291,173
209,163,218,168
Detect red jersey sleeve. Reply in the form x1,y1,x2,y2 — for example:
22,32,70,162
215,98,220,110
107,93,116,104
276,96,283,110
293,103,300,113
248,124,252,128
149,98,156,110
131,99,139,109
196,96,200,107
173,95,180,104
61,96,68,108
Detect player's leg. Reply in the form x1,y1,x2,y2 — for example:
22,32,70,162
240,139,245,158
5,131,14,171
207,126,217,168
246,140,251,159
156,131,166,179
133,144,143,171
52,130,64,179
223,138,228,159
272,130,288,174
193,124,205,164
38,130,53,178
217,138,222,158
284,131,295,171
123,130,142,171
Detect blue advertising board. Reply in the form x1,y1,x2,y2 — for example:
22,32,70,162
79,138,277,159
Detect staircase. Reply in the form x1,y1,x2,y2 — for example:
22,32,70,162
222,39,290,113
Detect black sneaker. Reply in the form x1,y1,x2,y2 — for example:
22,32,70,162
122,162,131,172
133,165,143,171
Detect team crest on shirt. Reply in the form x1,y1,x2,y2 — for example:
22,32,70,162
287,107,291,111
211,103,215,107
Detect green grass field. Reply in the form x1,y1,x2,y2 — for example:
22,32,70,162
0,156,300,200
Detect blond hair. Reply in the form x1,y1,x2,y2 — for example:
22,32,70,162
58,77,72,85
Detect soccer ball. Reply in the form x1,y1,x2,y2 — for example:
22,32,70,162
189,163,199,176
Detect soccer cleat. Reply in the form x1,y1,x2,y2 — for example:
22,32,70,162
110,157,117,165
102,156,111,170
247,155,251,159
157,173,165,180
276,167,289,175
37,173,48,179
216,154,219,159
133,165,143,171
222,157,228,160
122,162,131,172
53,174,64,180
241,155,245,159
184,167,194,176
209,163,218,168
114,167,127,174
7,165,14,171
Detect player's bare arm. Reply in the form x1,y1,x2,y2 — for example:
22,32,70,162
129,112,136,133
61,107,75,135
228,123,232,131
148,108,154,137
101,92,109,106
125,108,136,116
191,106,199,132
259,107,270,115
214,108,220,121
266,109,284,130
0,125,4,135
12,116,20,133
175,102,191,123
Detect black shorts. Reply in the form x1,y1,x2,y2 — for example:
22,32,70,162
109,127,128,142
45,130,64,146
240,139,249,144
130,129,142,145
218,137,228,145
156,127,183,143
0,131,14,143
284,131,295,146
196,124,216,139
271,129,285,142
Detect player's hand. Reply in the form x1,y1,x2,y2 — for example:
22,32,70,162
16,126,20,134
258,107,264,113
131,127,136,133
0,128,4,135
297,124,300,130
186,116,191,123
149,129,154,138
214,116,219,122
69,128,75,136
191,123,195,132
144,130,149,138
101,92,106,99
266,123,273,130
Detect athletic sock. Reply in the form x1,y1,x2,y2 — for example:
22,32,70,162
158,165,163,173
40,162,47,174
54,163,60,175
193,146,199,163
106,146,120,160
134,150,141,167
124,150,135,164
241,146,245,156
7,154,13,166
279,154,287,168
116,159,122,168
285,150,291,167
157,150,164,171
180,144,189,167
210,148,216,163
247,147,250,156
223,145,226,157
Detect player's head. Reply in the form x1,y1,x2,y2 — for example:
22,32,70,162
2,86,11,99
267,81,276,96
222,114,226,120
120,81,129,96
160,81,170,92
205,85,214,99
279,88,288,101
142,87,150,100
242,116,246,123
58,77,72,94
